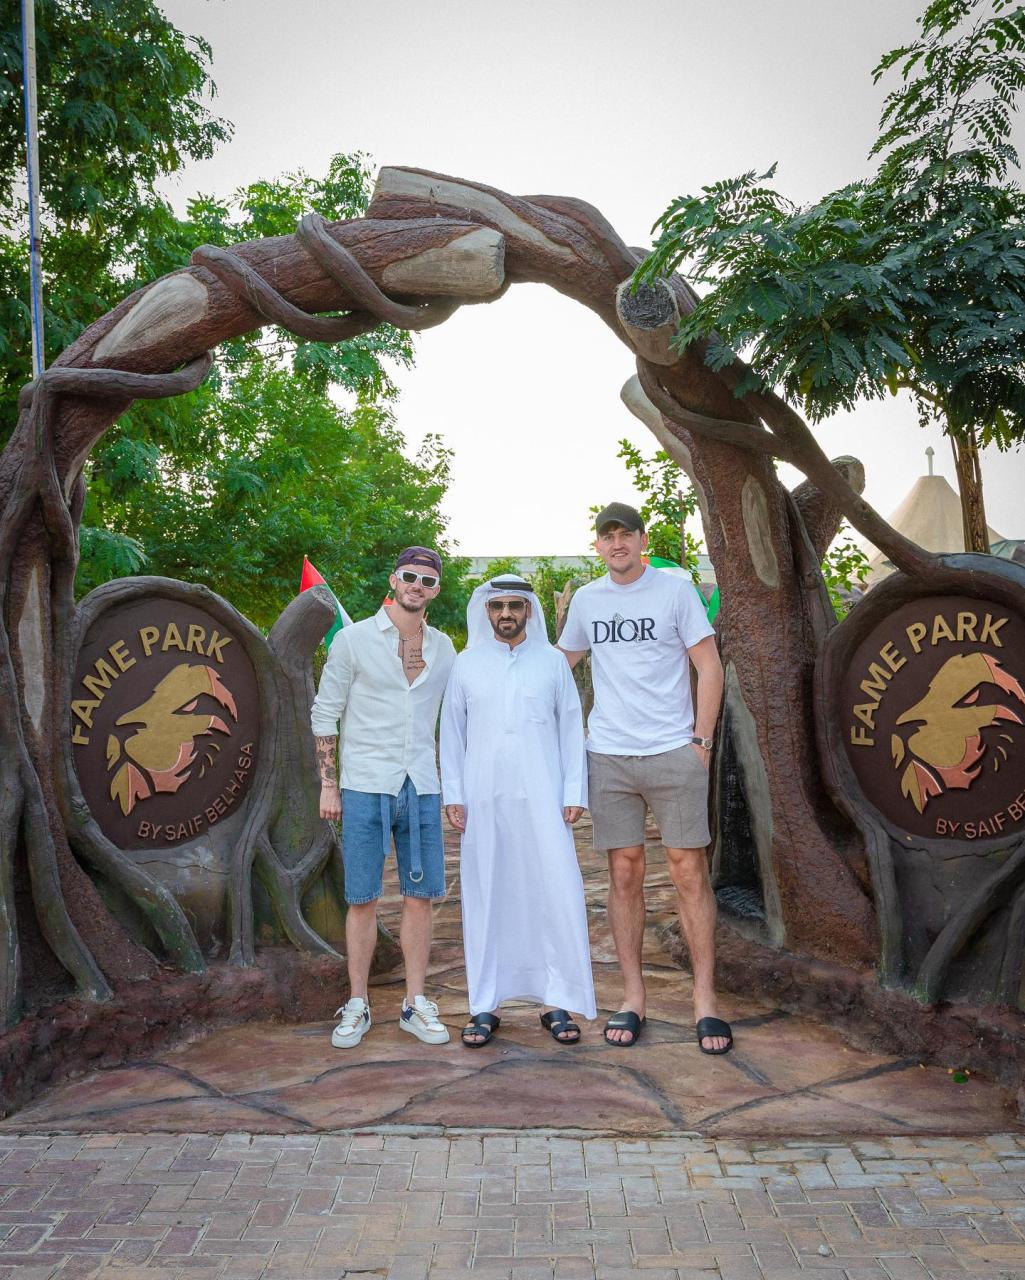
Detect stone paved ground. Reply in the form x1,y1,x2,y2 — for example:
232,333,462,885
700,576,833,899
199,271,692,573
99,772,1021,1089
7,820,1019,1137
4,1131,1025,1280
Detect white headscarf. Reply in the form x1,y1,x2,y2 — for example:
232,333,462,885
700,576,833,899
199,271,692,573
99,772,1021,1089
466,574,548,648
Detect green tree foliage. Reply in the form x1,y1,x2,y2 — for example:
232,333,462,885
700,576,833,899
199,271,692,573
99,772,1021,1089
76,359,469,633
0,0,231,421
73,154,462,628
474,556,522,582
530,556,602,643
820,526,872,617
3,3,468,630
73,155,422,613
636,0,1025,552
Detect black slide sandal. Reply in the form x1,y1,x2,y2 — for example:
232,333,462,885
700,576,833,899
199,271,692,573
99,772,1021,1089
603,1011,645,1047
461,1012,500,1047
696,1016,734,1055
540,1009,581,1044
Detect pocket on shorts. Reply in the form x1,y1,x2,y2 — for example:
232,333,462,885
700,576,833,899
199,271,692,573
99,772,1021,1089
668,744,704,780
680,749,711,800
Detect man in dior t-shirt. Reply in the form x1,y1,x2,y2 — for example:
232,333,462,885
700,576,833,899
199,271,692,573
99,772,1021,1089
559,503,731,1054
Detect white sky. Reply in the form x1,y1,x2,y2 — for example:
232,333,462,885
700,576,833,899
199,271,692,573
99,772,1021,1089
159,0,1025,556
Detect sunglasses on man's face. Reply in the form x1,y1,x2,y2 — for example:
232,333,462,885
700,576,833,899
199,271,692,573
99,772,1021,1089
486,598,528,614
396,569,440,589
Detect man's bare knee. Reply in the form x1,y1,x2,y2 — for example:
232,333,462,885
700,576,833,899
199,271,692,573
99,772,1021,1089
608,846,645,892
347,900,378,923
402,896,433,917
666,847,711,894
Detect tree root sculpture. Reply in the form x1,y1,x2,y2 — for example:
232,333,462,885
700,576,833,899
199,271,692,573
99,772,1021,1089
2,164,1020,1023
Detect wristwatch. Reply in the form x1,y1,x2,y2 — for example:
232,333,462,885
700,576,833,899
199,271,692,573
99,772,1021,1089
687,735,714,750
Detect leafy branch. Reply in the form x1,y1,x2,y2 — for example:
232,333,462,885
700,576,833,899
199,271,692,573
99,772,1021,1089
634,0,1025,553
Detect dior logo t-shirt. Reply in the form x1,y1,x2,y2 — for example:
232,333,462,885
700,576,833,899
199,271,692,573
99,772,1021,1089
559,566,715,755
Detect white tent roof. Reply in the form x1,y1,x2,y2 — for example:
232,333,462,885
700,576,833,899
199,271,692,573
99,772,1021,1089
865,473,1004,585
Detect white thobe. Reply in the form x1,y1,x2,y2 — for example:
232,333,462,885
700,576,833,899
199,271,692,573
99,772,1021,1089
440,635,596,1018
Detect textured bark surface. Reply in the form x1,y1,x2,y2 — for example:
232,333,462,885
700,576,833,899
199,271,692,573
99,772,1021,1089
791,458,866,560
0,164,993,1036
952,429,990,554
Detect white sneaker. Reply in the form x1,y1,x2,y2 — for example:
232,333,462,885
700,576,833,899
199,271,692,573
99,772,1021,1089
331,997,371,1048
399,994,450,1044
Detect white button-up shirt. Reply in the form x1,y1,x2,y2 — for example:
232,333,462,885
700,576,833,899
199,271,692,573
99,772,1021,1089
310,607,456,797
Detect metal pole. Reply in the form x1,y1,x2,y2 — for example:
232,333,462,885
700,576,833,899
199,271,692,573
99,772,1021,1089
21,0,44,378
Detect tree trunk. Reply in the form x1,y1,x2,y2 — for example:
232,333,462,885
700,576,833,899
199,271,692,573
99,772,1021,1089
951,426,990,554
620,377,875,963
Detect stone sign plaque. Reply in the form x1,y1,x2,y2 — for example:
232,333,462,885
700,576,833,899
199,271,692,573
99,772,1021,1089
71,596,260,850
840,595,1025,843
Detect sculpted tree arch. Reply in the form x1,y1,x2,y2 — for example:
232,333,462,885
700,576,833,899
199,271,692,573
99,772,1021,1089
2,165,1020,1032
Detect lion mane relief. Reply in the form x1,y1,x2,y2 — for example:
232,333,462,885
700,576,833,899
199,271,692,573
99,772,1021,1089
840,596,1025,842
71,597,260,850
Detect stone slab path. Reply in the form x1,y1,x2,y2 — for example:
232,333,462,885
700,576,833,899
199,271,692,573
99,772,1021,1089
5,821,1019,1137
3,1131,1025,1279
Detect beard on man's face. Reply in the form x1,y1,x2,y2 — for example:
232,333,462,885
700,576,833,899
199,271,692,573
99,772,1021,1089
393,578,432,613
491,613,528,640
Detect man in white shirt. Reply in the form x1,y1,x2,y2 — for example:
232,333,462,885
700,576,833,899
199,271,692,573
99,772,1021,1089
559,504,730,1055
311,546,456,1049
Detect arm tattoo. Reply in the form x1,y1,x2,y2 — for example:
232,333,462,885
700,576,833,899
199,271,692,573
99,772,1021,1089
314,735,338,786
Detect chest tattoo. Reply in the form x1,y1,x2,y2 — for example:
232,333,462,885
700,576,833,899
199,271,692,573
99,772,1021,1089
399,629,426,683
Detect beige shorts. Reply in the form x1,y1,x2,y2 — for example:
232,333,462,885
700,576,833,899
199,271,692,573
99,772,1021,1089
587,745,711,851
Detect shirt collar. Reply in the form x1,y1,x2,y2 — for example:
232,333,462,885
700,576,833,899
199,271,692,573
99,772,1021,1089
486,633,533,652
376,605,436,651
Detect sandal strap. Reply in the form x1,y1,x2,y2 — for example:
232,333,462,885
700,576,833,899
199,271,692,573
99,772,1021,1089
465,1012,500,1030
540,1009,577,1032
695,1016,733,1041
605,1011,643,1033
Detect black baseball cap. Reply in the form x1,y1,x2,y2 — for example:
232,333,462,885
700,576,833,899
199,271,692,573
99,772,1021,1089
395,546,442,575
595,502,645,535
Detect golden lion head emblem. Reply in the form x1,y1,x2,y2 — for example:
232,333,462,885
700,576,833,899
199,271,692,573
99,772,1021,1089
891,652,1025,813
107,663,238,816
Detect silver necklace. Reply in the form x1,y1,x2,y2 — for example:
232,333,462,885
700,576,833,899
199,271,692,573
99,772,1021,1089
400,622,424,652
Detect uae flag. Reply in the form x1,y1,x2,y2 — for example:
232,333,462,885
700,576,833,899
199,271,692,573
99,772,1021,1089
644,554,719,624
299,557,352,651
646,554,690,579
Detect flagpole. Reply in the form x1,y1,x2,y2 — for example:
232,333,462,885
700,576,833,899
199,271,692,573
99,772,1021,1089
21,0,44,379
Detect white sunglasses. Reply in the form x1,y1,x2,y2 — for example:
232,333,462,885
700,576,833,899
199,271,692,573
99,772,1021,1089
396,568,440,589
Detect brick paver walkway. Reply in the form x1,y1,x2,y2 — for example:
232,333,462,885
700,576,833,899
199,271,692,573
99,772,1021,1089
4,1131,1025,1280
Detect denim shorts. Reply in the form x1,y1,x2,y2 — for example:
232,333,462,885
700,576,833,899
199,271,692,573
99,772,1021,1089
340,776,446,904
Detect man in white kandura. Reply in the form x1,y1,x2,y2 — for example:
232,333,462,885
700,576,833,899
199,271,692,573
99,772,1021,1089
440,575,596,1048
